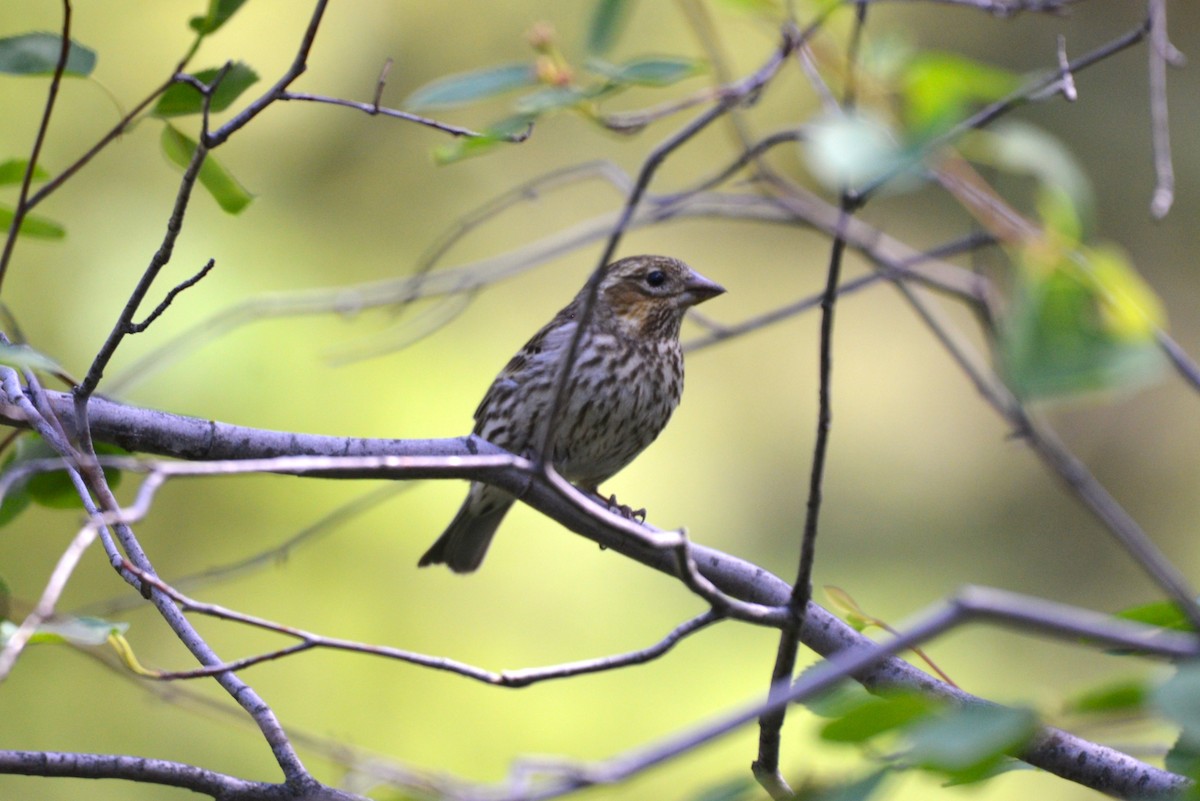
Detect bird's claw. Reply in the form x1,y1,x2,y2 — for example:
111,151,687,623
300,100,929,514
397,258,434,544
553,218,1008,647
606,493,647,523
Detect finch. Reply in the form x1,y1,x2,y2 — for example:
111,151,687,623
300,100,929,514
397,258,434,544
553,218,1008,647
419,254,724,572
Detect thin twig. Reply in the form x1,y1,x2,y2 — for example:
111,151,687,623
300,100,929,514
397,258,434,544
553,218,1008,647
280,92,524,140
755,6,869,787
206,0,330,147
114,564,725,688
129,259,216,334
0,1,74,295
73,135,209,402
1147,0,1175,218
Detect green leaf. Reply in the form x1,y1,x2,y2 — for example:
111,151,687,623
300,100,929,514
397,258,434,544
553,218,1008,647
0,205,66,240
962,122,1094,231
824,585,873,632
998,242,1166,400
0,342,63,373
26,440,127,509
0,443,33,528
0,575,9,621
432,115,531,166
1154,662,1200,742
1,615,129,647
1165,733,1200,781
902,52,1019,138
0,33,96,77
906,704,1037,783
151,62,259,118
0,159,50,186
586,55,704,87
0,481,31,527
160,124,254,214
1065,679,1150,714
514,86,592,115
821,692,943,743
404,63,538,111
587,0,633,56
189,0,250,34
798,669,872,718
1116,600,1194,632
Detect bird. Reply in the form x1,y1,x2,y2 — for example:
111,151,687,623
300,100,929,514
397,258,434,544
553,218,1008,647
418,254,725,573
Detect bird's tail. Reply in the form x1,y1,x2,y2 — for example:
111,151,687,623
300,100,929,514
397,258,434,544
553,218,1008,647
418,490,513,573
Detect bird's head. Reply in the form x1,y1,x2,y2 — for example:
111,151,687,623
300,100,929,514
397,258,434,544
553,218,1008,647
595,255,725,340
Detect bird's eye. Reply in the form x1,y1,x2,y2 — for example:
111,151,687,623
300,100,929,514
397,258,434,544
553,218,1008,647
645,270,667,288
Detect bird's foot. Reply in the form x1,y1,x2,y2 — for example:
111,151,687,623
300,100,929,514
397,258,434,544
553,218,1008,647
606,493,647,523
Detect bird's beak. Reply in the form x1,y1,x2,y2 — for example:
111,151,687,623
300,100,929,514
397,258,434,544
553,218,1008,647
683,270,726,305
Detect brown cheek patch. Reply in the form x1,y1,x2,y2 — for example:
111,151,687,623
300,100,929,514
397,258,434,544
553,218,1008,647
606,284,651,327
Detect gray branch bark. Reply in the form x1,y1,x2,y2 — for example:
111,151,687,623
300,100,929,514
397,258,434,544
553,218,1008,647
0,388,1187,799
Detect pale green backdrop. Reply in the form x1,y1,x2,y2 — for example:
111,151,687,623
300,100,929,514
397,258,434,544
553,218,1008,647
1,2,1198,800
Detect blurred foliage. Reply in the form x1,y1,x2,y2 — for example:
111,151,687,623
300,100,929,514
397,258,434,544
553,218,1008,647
403,16,704,163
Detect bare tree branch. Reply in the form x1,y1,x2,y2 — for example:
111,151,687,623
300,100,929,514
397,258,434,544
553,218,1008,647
0,750,366,801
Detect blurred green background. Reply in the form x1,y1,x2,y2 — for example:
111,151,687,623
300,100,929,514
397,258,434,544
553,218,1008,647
1,1,1199,799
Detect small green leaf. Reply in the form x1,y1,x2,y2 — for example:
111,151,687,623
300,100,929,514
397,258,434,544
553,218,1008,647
0,434,126,515
0,445,32,528
906,704,1037,782
821,692,943,743
514,86,591,115
26,440,127,509
405,63,538,111
0,482,31,527
433,115,531,166
998,242,1165,400
151,62,259,118
0,159,50,185
0,205,66,240
902,52,1019,138
801,674,873,718
160,124,254,214
0,33,96,77
587,0,633,56
27,473,76,508
1116,600,1194,632
962,123,1094,230
1154,662,1200,742
0,342,63,373
1165,733,1200,781
824,585,872,631
587,55,704,87
189,0,250,34
3,615,130,647
1065,679,1149,715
